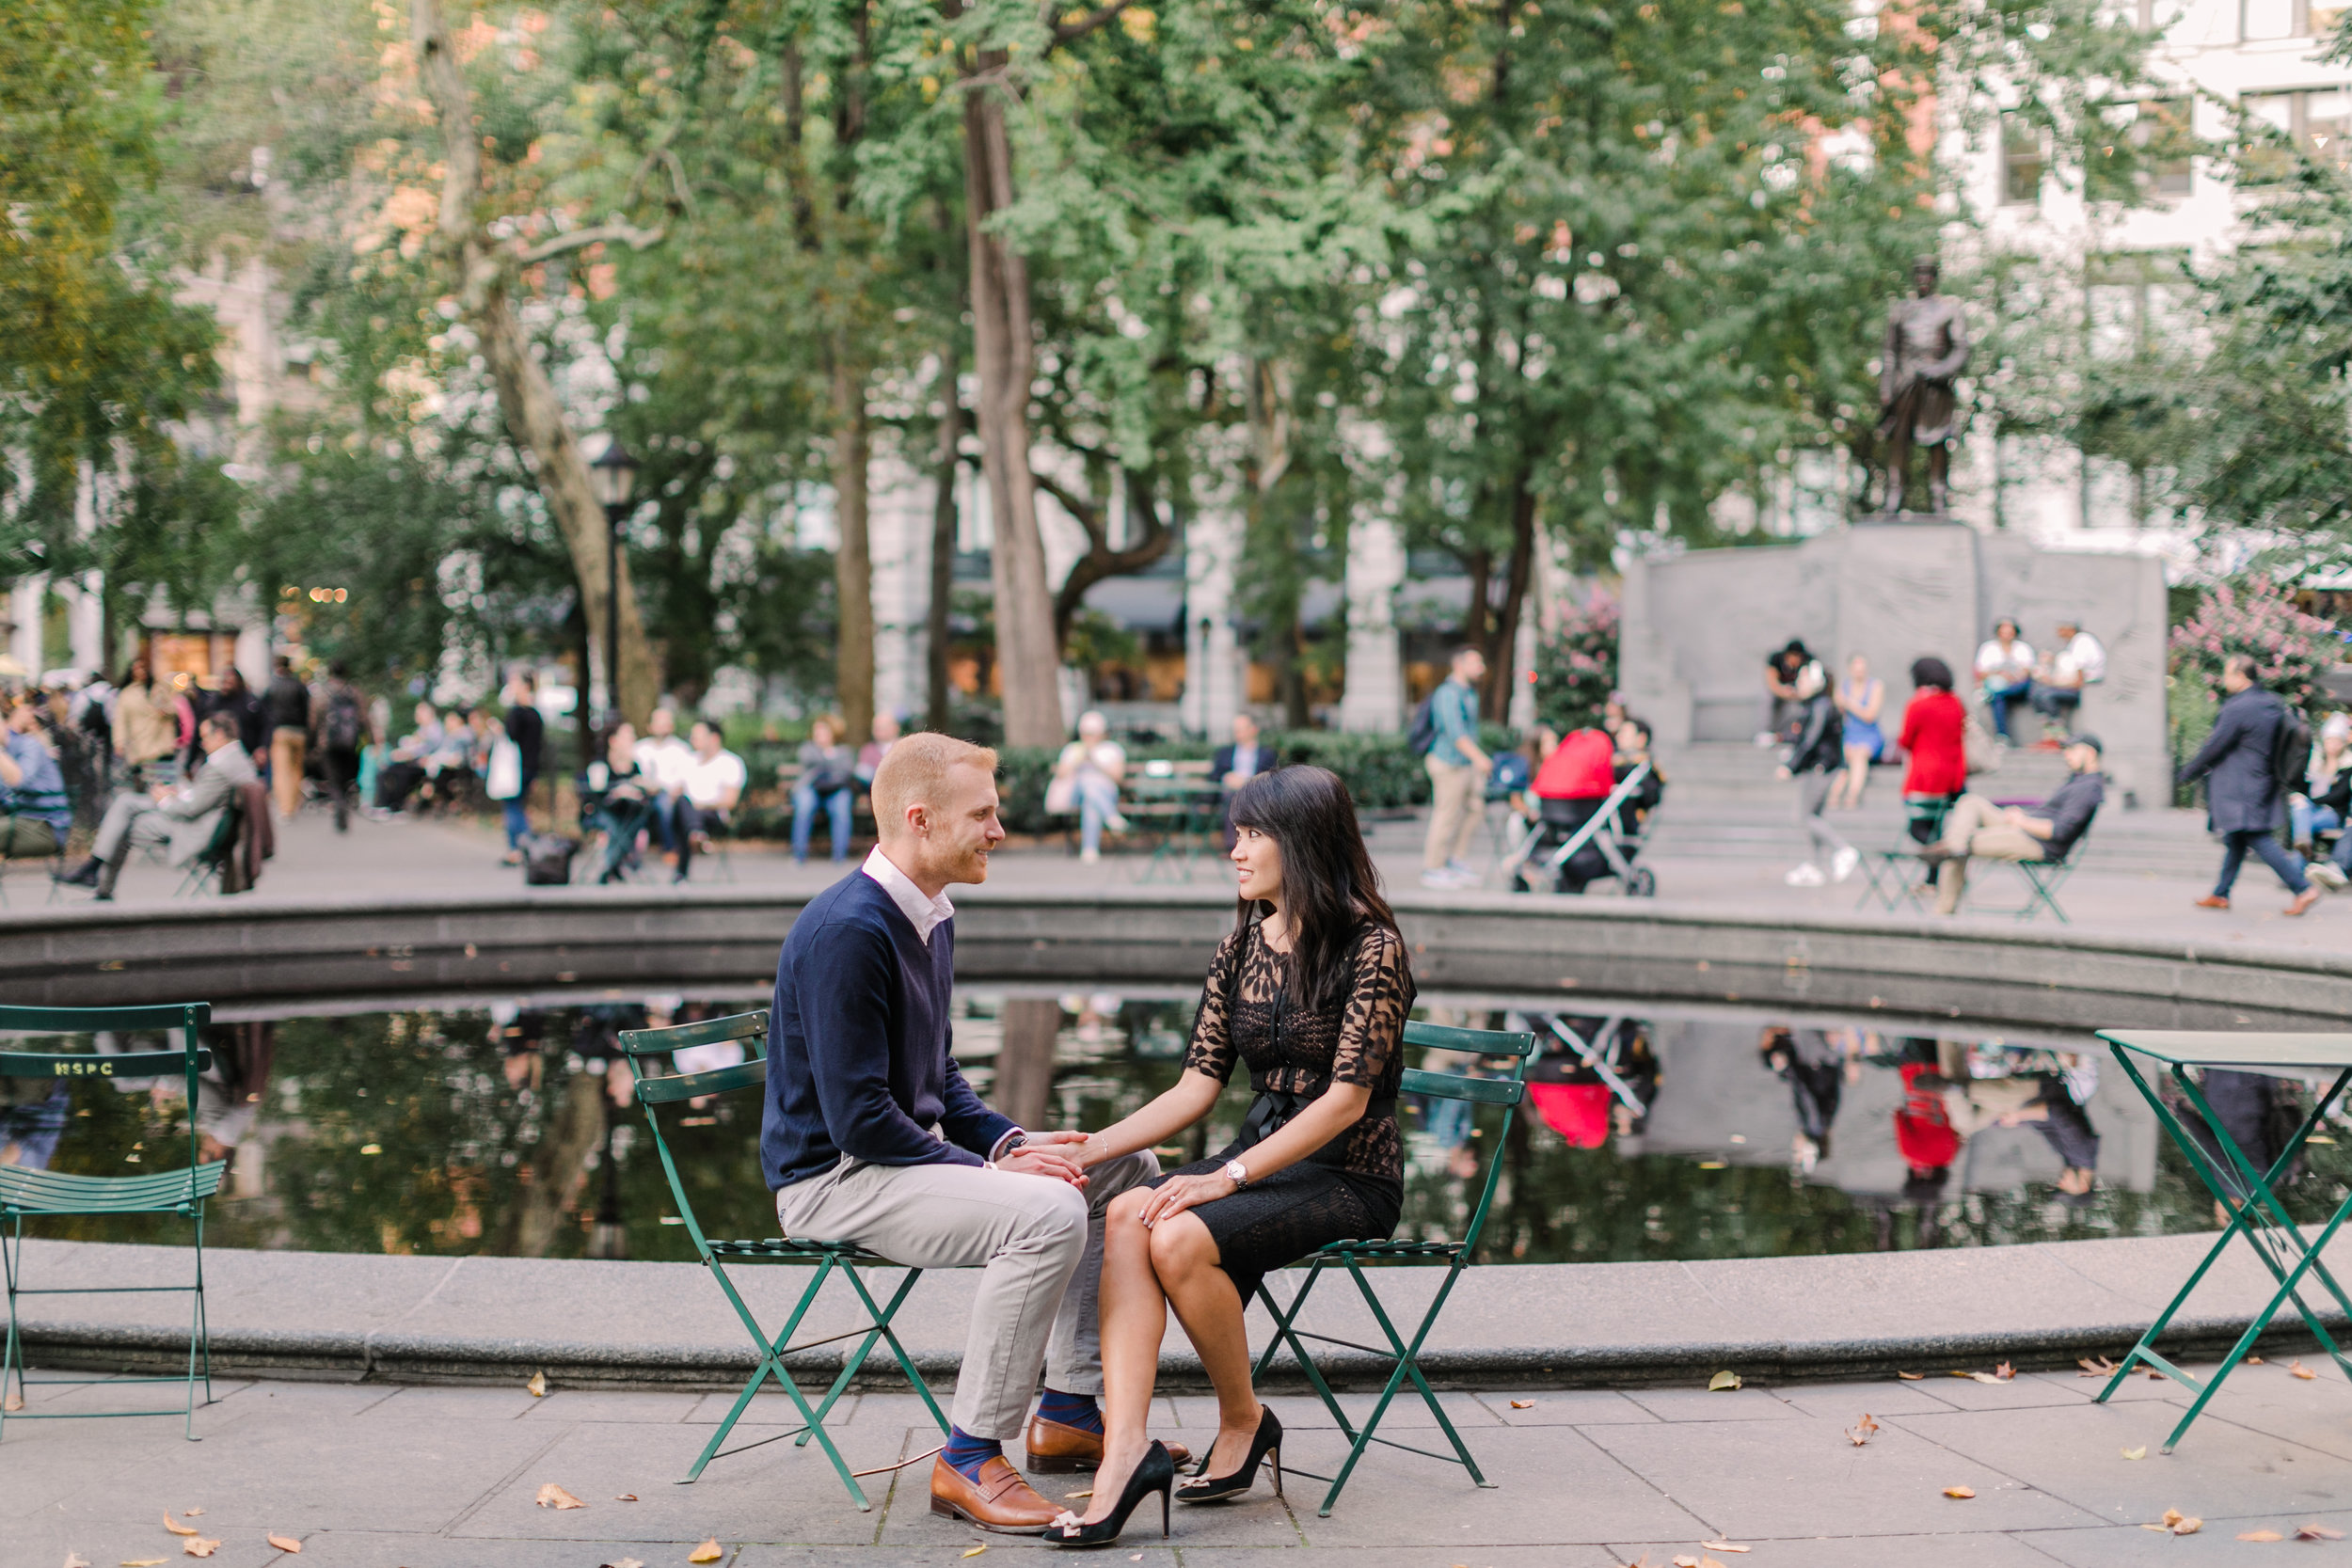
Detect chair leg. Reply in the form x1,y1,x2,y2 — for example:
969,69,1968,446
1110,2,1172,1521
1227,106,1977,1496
1313,1260,1490,1518
1253,1266,1355,1439
185,1207,209,1440
834,1263,948,1437
2,1215,22,1439
691,1259,872,1508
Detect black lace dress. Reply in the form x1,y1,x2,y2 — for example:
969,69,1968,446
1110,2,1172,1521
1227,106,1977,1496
1148,916,1415,1301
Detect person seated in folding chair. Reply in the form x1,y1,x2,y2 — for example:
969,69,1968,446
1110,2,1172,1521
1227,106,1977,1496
0,692,72,863
1519,725,1618,894
58,712,254,901
763,732,1185,1536
1043,765,1414,1547
663,719,745,883
1918,733,2104,915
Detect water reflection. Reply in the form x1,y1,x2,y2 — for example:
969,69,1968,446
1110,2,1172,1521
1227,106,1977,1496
8,989,2349,1265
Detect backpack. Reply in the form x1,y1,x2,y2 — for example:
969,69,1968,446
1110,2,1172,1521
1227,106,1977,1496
321,688,362,751
2274,704,2313,794
521,832,578,885
1406,695,1439,756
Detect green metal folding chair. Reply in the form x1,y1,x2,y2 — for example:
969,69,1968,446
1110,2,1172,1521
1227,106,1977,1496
0,1002,224,1442
615,1009,949,1508
1250,1018,1537,1516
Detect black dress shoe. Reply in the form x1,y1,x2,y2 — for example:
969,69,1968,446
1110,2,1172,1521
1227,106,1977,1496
55,858,102,887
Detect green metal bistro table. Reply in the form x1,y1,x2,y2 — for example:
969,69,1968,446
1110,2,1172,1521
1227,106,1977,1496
2093,1029,2352,1451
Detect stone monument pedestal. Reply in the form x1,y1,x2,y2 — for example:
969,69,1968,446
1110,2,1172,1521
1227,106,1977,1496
1618,522,2168,802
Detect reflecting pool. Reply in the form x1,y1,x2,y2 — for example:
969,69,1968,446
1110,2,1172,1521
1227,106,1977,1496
8,987,2348,1264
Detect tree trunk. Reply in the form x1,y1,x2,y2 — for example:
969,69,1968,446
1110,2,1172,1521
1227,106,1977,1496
1484,472,1538,720
961,76,1064,747
1460,545,1491,657
929,347,962,734
994,997,1060,1132
413,0,659,726
830,343,875,741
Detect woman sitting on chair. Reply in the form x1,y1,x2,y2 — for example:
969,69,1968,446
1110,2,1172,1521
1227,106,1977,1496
1050,765,1413,1546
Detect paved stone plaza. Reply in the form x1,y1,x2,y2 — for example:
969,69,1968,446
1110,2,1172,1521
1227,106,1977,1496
7,1359,2352,1567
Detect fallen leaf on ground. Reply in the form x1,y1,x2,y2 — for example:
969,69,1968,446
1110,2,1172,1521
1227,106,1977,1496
959,1549,985,1560
2171,1516,2203,1536
1673,1557,1699,1567
527,1370,548,1397
613,1495,637,1502
1967,1372,2005,1385
266,1535,301,1553
2147,1370,2166,1380
690,1541,723,1563
1707,1370,1741,1391
181,1544,217,1560
181,1512,202,1519
122,1560,167,1566
1063,1490,1092,1499
532,1484,585,1511
1897,1370,1923,1380
1994,1362,2015,1380
2291,1361,2318,1380
2077,1356,2117,1377
1700,1544,1751,1554
2247,1355,2265,1365
1947,1370,1973,1380
63,1555,89,1568
598,1559,644,1568
161,1517,199,1538
2298,1523,2347,1540
1509,1400,1534,1409
1943,1486,1975,1499
2122,1446,2147,1460
1847,1415,1880,1447
2239,1528,2285,1542
4,1391,22,1411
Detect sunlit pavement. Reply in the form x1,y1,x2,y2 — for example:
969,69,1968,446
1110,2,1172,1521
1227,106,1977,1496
5,1362,2350,1566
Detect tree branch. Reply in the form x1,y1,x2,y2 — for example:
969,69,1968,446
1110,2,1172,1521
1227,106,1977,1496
1050,2,1130,44
1034,470,1106,548
1051,468,1171,649
517,219,669,264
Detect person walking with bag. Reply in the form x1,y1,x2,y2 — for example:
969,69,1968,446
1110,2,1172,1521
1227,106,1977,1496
2178,653,2320,916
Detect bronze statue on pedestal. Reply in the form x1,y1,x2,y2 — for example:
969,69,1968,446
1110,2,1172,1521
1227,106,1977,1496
1874,257,1970,515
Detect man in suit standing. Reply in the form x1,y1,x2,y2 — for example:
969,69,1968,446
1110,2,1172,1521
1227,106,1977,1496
761,733,1187,1532
2179,653,2320,916
1209,712,1277,849
61,712,257,900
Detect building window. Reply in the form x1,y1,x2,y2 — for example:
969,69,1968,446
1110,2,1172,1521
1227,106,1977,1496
2243,0,2307,40
2241,88,2352,182
2091,97,2196,200
2085,252,2192,362
2002,117,2045,205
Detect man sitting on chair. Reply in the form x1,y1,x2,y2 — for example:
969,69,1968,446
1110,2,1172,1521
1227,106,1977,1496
59,711,256,901
762,733,1186,1533
1919,734,2105,915
0,693,72,860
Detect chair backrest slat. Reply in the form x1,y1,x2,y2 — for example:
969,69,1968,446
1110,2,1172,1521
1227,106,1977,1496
635,1057,768,1103
1399,1067,1524,1106
618,1009,770,1057
0,1050,209,1079
0,1003,212,1033
1402,1021,1536,1058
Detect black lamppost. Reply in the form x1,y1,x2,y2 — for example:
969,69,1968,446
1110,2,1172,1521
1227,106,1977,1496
587,439,639,766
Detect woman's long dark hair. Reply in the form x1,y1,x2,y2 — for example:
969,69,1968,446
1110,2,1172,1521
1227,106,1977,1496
1228,765,1400,1011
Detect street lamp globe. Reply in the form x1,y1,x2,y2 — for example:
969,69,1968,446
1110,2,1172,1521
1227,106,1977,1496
588,437,638,512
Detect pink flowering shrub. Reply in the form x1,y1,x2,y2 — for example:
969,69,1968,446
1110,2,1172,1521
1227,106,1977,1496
2169,578,2342,716
1534,585,1621,733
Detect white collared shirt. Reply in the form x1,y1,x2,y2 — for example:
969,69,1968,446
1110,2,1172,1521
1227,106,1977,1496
861,845,954,945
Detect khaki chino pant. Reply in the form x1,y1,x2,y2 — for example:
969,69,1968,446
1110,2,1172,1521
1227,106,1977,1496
1424,754,1481,870
1931,793,2045,914
271,728,308,819
774,1148,1160,1440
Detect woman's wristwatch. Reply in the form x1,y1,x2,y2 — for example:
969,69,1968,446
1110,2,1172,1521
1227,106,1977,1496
1222,1159,1249,1189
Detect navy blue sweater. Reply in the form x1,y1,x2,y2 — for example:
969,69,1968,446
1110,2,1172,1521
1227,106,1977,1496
761,869,1014,1191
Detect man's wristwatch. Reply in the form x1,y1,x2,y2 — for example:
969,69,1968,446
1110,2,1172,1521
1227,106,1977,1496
1222,1159,1249,1189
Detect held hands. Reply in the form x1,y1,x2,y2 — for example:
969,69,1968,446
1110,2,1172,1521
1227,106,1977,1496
1134,1169,1237,1228
994,1130,1094,1188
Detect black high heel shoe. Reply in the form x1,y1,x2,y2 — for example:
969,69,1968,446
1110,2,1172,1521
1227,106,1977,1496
1047,1439,1174,1548
1175,1404,1282,1503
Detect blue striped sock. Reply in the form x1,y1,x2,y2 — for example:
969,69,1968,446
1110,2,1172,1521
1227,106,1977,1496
1036,1387,1104,1435
941,1426,1002,1482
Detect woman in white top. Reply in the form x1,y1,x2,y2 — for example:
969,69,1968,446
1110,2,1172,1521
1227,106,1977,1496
1054,710,1129,863
1973,619,2035,745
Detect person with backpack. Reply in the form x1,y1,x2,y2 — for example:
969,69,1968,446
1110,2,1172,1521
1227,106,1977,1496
2177,653,2320,916
311,662,366,833
1416,645,1492,888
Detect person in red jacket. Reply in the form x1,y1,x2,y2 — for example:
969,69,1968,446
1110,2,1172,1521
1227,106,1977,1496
1897,657,1968,842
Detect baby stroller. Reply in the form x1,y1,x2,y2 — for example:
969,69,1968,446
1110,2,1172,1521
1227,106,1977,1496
1499,728,1659,896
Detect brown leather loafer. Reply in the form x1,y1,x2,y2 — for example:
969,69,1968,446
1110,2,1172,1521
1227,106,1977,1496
1025,1413,1191,1474
2194,895,2231,911
929,1455,1058,1533
2288,888,2323,918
